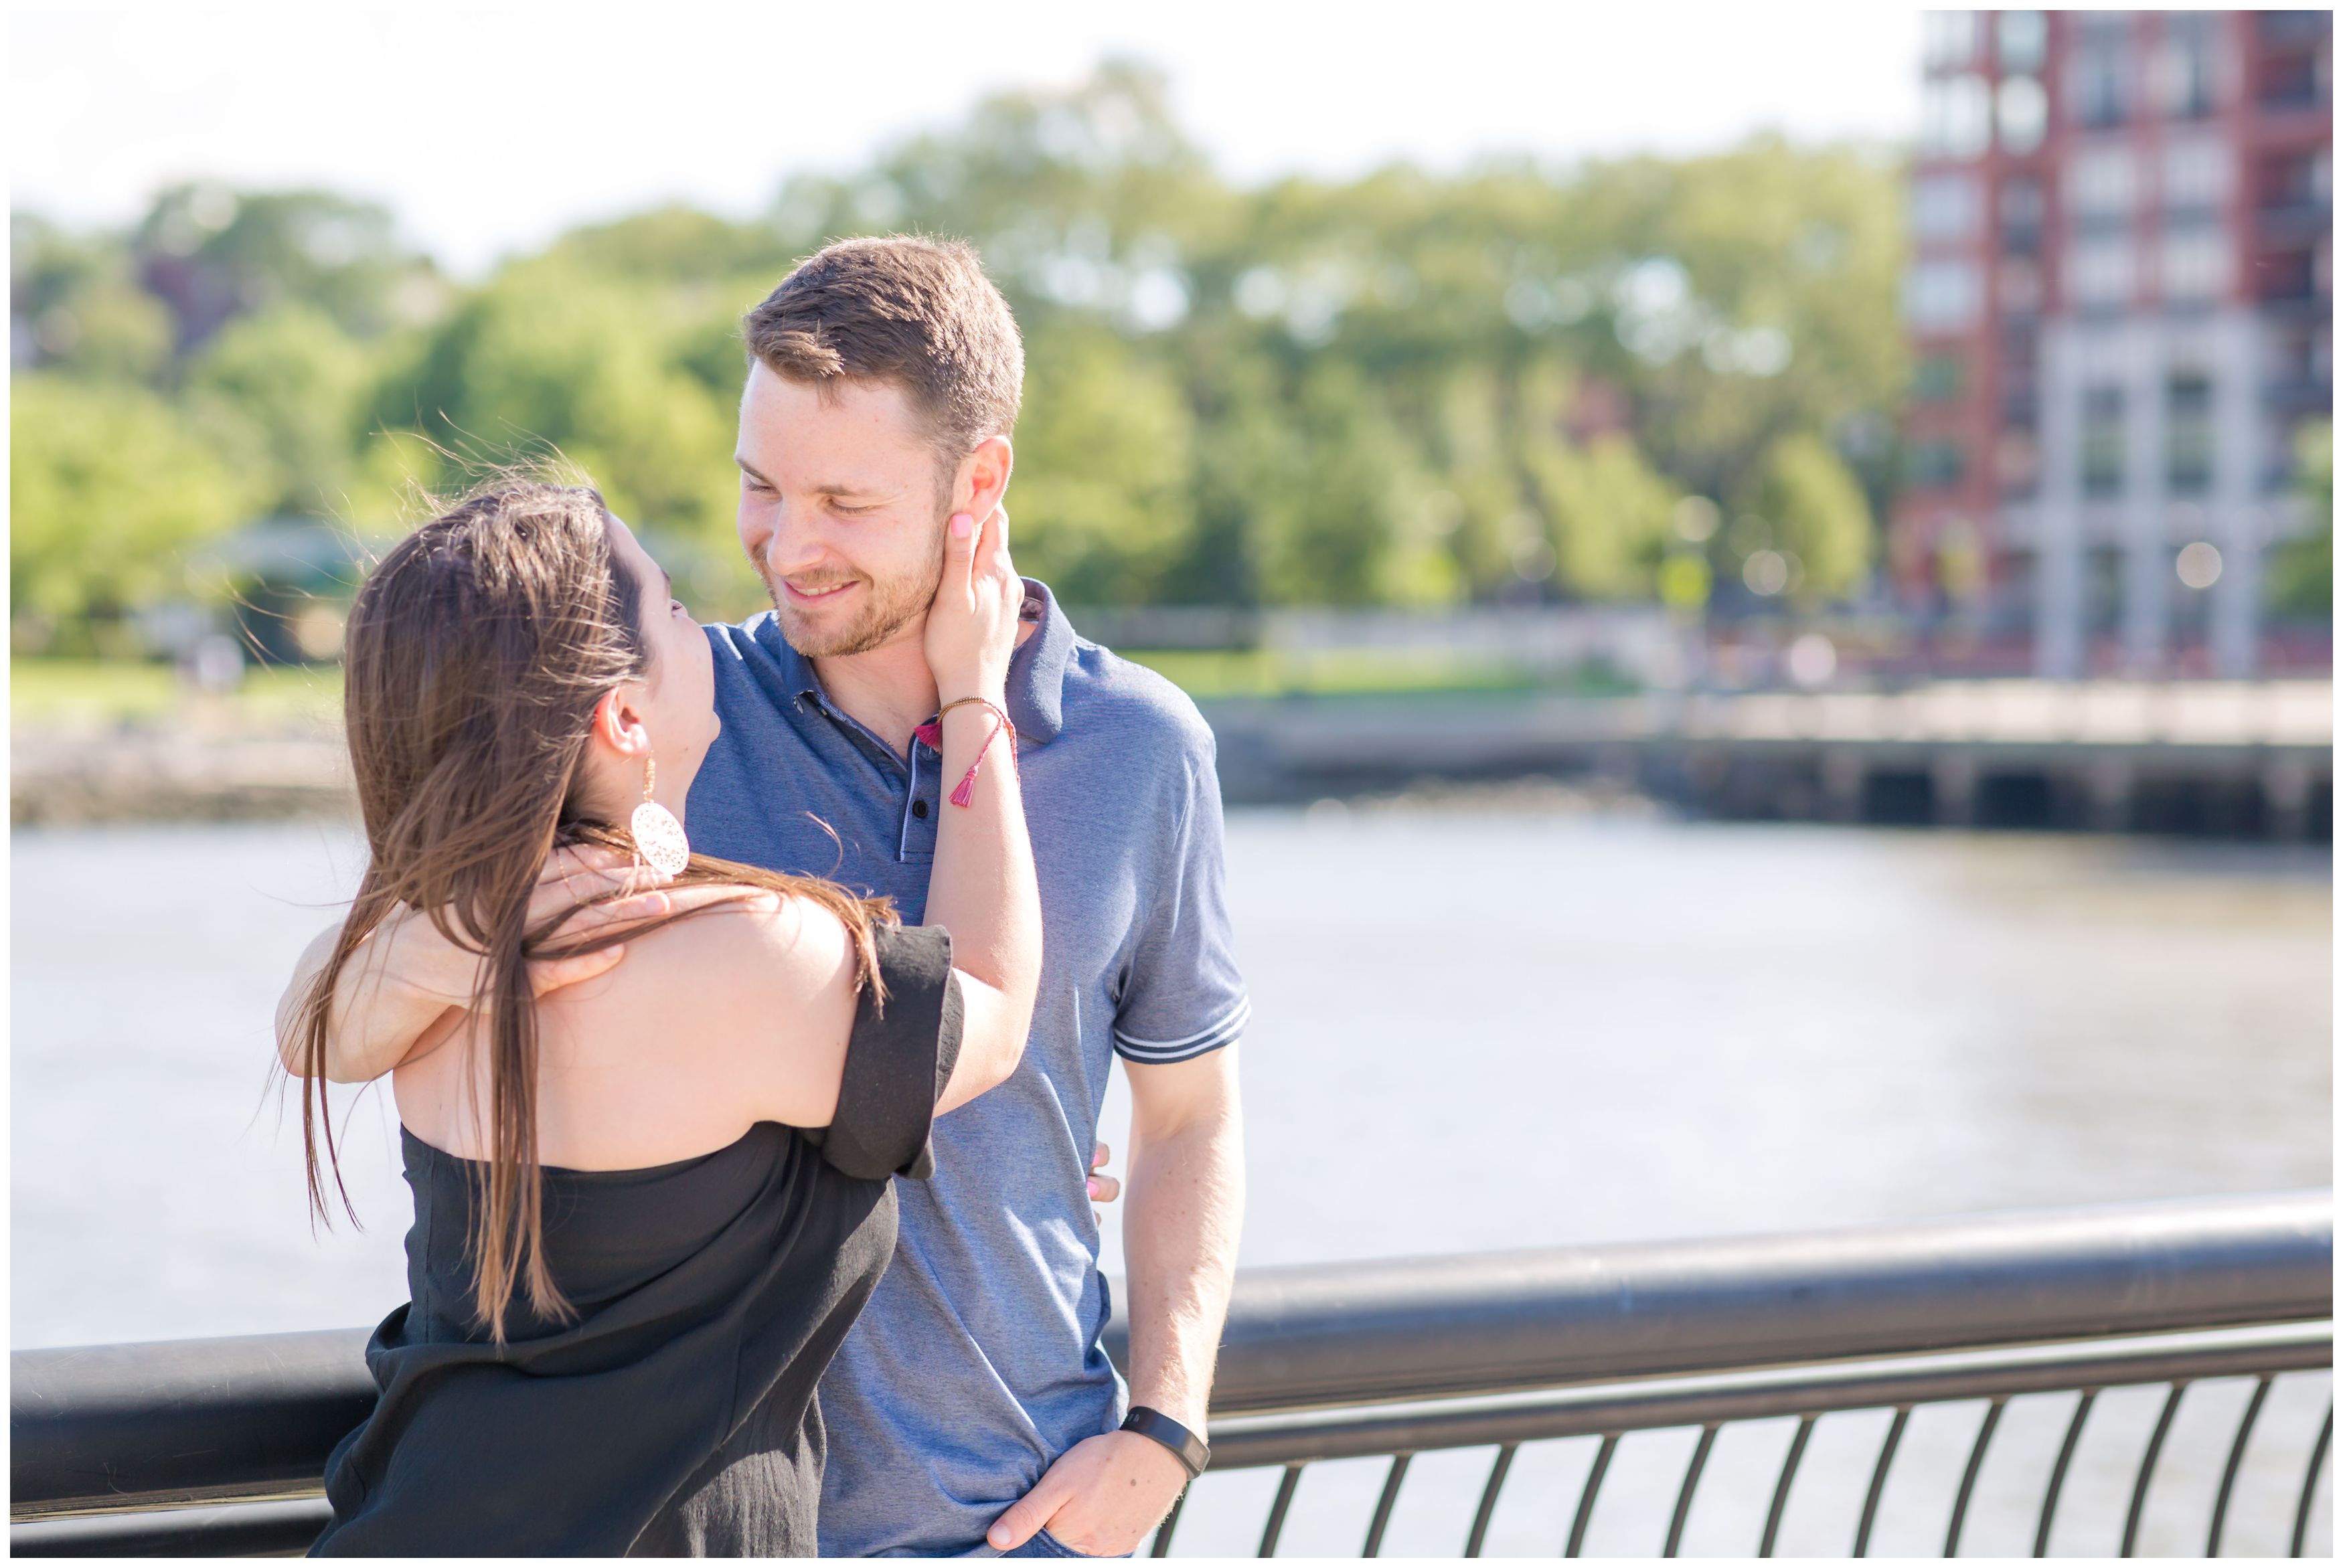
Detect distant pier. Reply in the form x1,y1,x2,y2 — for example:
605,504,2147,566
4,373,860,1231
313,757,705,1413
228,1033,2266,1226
1202,679,2335,837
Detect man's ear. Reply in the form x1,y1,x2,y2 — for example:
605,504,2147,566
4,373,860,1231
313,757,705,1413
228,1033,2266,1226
955,434,1013,520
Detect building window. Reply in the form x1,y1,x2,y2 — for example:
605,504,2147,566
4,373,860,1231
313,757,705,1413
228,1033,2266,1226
1999,257,2044,315
2152,14,2222,118
1998,177,2045,253
1998,76,2050,154
1911,172,1982,240
2082,387,2126,497
1998,431,2040,496
2069,236,2137,308
2256,30,2330,110
2161,135,2230,213
2070,23,2132,127
1924,11,1981,68
1903,260,1982,329
2166,372,2214,495
1998,11,2048,72
2068,144,2139,221
2160,226,2229,305
2257,247,2321,303
1914,353,1965,401
1921,74,1994,157
2259,148,2332,216
1909,440,1967,488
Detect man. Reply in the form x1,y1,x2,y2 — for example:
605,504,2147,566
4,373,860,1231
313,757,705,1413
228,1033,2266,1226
707,236,1244,1557
297,236,1246,1557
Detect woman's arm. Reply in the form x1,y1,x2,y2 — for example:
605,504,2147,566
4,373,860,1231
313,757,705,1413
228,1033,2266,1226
273,849,690,1082
920,507,1041,1114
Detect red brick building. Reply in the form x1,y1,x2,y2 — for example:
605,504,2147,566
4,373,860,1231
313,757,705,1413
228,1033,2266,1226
1896,11,2330,676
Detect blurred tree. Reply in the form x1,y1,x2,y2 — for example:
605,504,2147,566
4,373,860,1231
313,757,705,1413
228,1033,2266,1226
384,257,738,545
1736,430,1875,606
183,302,373,517
1252,362,1413,605
1007,325,1196,602
11,215,175,383
2269,420,2332,618
8,62,1909,628
11,375,253,648
132,184,444,351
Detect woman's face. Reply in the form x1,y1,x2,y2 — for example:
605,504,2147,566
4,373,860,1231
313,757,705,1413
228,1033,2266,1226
604,514,718,809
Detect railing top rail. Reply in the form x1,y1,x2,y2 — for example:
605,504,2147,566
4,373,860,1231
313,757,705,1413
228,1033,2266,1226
1124,1189,2332,1414
13,1190,2330,1517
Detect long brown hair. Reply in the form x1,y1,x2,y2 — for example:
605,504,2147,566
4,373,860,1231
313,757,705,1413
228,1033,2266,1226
295,477,890,1340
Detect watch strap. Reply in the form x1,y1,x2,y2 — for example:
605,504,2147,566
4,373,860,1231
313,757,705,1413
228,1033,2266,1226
1121,1405,1210,1478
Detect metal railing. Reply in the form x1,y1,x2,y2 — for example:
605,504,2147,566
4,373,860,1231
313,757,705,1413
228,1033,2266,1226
11,1191,2331,1557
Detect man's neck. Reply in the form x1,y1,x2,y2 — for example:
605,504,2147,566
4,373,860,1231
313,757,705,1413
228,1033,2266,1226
810,634,940,758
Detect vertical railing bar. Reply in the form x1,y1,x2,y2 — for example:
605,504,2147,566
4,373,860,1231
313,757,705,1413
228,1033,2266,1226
1852,1405,1912,1559
2291,1405,2333,1559
2207,1375,2275,1557
2034,1388,2098,1558
1150,1483,1187,1559
2119,1382,2188,1557
1463,1442,1518,1558
1565,1433,1621,1559
1945,1397,2008,1558
1257,1464,1304,1559
1360,1452,1411,1559
1663,1423,1721,1558
1759,1414,1817,1559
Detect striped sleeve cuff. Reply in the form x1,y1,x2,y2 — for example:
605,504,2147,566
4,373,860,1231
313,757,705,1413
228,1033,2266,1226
1113,997,1251,1064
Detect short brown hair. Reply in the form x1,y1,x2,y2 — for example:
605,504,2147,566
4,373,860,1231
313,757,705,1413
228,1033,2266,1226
743,236,1024,462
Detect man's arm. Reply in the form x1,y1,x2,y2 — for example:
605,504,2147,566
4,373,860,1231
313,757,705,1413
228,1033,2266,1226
986,1046,1244,1555
1118,1046,1244,1431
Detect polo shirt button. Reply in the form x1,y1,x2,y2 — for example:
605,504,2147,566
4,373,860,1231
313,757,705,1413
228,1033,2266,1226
911,799,929,819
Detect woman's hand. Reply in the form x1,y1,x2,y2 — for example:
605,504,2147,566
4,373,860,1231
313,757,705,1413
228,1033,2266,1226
379,845,681,1009
922,505,1020,705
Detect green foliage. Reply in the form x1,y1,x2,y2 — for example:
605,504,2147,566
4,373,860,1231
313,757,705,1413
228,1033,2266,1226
11,375,254,640
8,61,1905,655
131,184,443,346
184,303,374,517
1008,325,1196,602
386,257,739,545
11,214,176,382
2270,420,2332,619
1736,430,1874,606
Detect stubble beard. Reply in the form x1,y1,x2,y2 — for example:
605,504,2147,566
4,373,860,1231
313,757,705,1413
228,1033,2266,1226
760,533,945,660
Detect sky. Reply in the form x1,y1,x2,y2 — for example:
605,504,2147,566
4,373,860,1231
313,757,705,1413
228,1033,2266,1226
12,2,1922,276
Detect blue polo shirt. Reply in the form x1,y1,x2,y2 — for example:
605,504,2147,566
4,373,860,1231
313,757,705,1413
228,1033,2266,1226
686,580,1248,1557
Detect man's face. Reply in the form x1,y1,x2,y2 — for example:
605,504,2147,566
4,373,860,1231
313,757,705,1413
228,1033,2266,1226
735,363,953,659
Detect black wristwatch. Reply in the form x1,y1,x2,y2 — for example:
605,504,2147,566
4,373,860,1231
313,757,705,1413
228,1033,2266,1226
1121,1405,1210,1478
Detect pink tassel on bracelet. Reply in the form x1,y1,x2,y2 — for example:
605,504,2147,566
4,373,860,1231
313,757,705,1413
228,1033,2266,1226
914,699,1018,809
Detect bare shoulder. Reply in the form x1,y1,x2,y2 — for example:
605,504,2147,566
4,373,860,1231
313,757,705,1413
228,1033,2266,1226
541,886,860,1045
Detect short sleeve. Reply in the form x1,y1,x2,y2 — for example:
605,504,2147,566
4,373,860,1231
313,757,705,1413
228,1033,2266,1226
1112,729,1250,1065
811,923,963,1181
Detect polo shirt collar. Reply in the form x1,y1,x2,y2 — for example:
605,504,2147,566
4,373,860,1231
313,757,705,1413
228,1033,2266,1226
758,576,1071,746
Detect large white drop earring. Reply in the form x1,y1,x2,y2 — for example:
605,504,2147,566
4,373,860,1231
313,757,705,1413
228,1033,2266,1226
630,757,691,878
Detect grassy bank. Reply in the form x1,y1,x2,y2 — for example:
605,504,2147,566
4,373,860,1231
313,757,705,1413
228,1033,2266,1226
1117,648,1633,700
11,649,1629,731
11,660,344,728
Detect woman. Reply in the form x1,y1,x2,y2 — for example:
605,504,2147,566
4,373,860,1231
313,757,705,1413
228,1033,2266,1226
278,476,1039,1555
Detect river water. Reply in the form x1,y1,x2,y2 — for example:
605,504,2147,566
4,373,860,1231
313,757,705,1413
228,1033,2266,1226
11,807,2332,1554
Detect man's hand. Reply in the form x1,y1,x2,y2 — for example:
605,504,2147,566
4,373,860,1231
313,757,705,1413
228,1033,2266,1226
985,1429,1189,1556
1087,1140,1120,1220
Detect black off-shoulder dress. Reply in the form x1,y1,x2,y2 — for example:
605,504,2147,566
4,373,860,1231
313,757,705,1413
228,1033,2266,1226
310,923,963,1558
